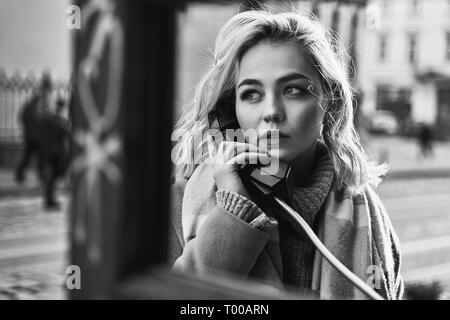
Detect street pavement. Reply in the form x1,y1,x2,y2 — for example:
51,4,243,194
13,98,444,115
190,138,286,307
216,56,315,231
0,195,68,299
377,177,450,298
0,178,449,299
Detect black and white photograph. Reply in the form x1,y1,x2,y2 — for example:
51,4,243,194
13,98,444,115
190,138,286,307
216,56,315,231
0,0,450,304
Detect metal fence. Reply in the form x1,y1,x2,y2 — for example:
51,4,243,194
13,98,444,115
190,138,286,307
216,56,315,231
0,69,71,143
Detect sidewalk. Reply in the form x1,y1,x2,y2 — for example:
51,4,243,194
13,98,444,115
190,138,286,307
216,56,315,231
0,167,68,300
364,134,450,180
0,169,68,198
0,196,68,300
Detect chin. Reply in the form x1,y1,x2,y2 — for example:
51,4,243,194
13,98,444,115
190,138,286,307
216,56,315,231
268,148,297,163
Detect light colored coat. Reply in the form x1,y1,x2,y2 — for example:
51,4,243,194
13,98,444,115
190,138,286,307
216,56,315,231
168,163,404,300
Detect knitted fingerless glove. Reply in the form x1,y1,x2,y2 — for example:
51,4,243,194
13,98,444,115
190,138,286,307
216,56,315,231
215,189,277,233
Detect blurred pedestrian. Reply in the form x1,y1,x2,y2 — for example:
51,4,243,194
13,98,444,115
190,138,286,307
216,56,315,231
417,123,434,160
15,72,52,184
40,96,71,209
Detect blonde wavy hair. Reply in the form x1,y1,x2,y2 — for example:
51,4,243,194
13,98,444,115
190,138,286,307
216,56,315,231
172,9,388,195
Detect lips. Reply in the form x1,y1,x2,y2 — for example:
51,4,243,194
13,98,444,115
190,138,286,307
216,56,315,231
258,130,291,140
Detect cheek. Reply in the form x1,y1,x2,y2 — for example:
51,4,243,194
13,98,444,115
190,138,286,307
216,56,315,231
236,103,256,130
288,103,324,138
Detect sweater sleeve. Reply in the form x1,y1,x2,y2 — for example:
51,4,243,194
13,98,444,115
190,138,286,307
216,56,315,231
215,189,278,233
169,183,277,278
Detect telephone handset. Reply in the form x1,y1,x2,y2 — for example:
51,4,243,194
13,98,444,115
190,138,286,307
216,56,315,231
206,93,384,300
207,93,294,204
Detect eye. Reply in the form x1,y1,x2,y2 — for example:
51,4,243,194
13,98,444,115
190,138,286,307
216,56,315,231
240,89,262,103
283,85,305,97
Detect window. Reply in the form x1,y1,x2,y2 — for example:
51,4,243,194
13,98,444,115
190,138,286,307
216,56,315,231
446,32,450,60
376,85,390,110
408,33,417,64
411,0,420,14
382,0,389,14
379,33,387,62
376,85,412,120
437,84,450,129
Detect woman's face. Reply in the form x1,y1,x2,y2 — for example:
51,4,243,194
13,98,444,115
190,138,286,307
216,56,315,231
235,41,326,162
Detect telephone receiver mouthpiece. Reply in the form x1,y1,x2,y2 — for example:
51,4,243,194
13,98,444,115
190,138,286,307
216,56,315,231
240,161,295,204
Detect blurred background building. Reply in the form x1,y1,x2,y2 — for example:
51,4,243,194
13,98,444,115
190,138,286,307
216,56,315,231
176,0,369,120
177,0,450,140
359,0,450,139
2,0,450,159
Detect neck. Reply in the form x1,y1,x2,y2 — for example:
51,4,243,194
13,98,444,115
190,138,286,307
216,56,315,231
289,142,318,187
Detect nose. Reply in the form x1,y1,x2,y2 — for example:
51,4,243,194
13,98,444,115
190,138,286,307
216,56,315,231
262,94,285,123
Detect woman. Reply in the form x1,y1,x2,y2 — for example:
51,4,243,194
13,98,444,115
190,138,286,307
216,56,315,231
169,9,404,300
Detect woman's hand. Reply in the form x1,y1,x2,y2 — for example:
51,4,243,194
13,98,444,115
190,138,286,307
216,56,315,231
207,135,270,198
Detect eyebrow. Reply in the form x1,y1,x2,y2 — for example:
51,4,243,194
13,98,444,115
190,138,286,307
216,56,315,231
237,72,312,88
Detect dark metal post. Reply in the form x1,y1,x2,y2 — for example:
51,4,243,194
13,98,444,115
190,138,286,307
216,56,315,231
70,0,177,299
120,0,177,278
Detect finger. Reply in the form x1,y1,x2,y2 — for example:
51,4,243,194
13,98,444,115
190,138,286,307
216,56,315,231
257,131,274,154
258,139,269,154
221,141,259,155
220,141,259,163
212,142,234,165
226,152,271,166
235,141,259,154
244,134,259,147
206,134,217,161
